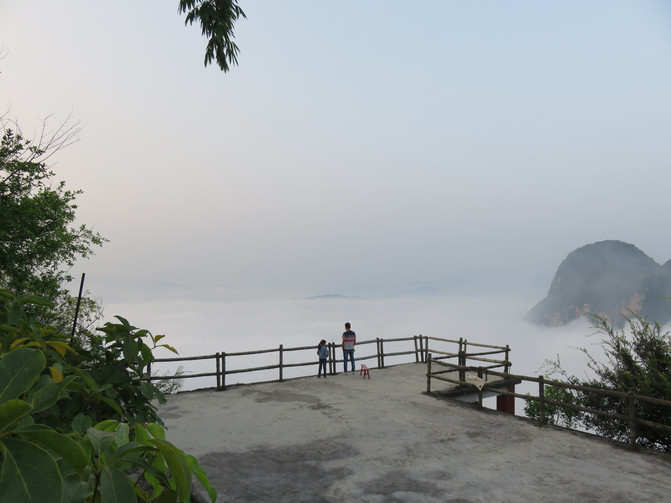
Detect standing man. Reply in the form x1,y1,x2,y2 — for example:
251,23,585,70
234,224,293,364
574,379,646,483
342,322,356,373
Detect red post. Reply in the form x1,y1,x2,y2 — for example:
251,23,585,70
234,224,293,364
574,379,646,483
497,385,516,414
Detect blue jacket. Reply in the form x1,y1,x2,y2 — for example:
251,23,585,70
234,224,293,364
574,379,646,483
318,345,329,359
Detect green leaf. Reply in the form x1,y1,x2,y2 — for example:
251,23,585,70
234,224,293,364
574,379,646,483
71,413,92,436
113,316,133,330
0,399,33,434
46,340,74,357
94,419,120,432
108,441,151,465
150,439,191,502
139,344,154,366
100,466,136,503
0,438,63,503
69,367,97,390
114,422,130,446
0,348,46,403
156,487,178,503
15,425,88,476
85,427,115,456
60,461,95,503
133,424,151,443
139,381,156,400
145,423,166,440
122,337,139,363
26,376,75,415
98,396,123,415
186,454,217,502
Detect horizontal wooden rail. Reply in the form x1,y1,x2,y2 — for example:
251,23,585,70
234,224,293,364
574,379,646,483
425,353,671,450
147,335,511,394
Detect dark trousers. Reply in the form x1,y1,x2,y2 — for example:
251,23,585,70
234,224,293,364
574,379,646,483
343,349,355,372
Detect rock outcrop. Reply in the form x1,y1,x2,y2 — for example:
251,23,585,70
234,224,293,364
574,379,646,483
527,240,671,327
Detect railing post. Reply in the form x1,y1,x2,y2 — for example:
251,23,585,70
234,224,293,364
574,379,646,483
628,392,637,449
328,342,334,375
413,335,419,363
216,352,221,390
222,352,226,390
424,335,428,362
426,353,432,393
504,345,510,374
380,338,385,368
538,375,545,425
376,338,381,368
279,344,284,382
477,366,484,407
147,361,152,381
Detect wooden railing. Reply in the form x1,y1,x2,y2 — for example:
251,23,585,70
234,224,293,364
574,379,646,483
146,336,510,391
425,355,671,450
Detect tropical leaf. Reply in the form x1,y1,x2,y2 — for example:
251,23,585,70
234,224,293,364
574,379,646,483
27,376,75,415
186,454,217,502
122,337,138,364
98,396,123,415
46,340,74,357
86,427,115,456
145,423,166,440
159,344,179,355
151,439,191,502
0,399,33,434
49,366,64,383
71,413,92,436
0,348,45,404
15,425,88,476
100,466,136,503
114,422,130,446
0,438,63,503
9,337,31,350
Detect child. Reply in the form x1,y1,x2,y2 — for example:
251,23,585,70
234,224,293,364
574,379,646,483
317,339,329,378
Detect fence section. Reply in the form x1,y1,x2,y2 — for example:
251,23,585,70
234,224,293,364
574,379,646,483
425,355,671,450
147,336,510,392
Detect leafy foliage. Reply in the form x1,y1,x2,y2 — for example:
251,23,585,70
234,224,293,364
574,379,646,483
524,384,579,428
577,315,671,449
0,293,216,502
178,0,246,71
524,313,671,451
0,121,107,314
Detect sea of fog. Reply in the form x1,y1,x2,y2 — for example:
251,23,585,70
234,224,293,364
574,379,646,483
98,291,615,404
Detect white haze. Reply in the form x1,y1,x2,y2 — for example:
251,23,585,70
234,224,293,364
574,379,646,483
98,290,608,395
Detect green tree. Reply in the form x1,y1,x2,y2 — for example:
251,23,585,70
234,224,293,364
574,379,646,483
526,313,671,451
0,118,107,304
577,315,671,449
178,0,247,72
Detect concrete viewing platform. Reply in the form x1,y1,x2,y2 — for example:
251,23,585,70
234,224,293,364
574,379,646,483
157,362,671,502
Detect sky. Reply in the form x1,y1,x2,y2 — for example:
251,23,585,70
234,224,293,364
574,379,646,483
1,2,671,368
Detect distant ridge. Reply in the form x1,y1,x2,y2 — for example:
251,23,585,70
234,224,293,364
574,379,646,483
527,240,671,327
306,293,355,300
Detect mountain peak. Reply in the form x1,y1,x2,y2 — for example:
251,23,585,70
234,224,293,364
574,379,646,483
527,240,671,327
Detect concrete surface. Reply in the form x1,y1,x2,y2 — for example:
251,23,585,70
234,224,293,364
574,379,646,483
157,363,671,502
